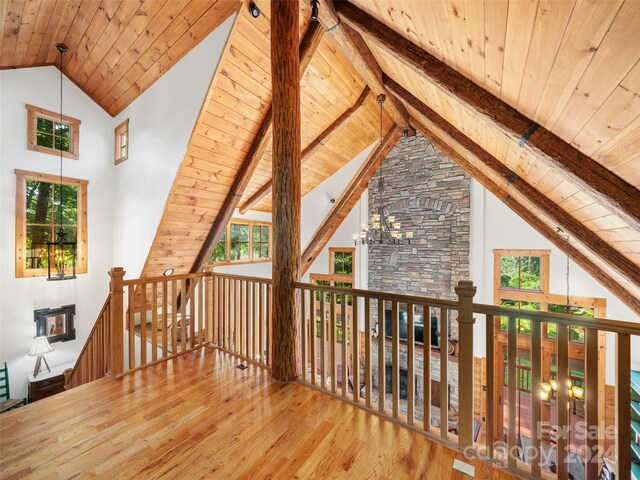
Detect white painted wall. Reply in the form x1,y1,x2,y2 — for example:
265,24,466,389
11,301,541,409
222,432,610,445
112,15,235,279
468,179,640,380
301,142,376,290
0,67,114,398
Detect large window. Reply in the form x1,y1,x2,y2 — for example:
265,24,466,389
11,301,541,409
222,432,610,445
209,219,271,265
15,170,87,277
26,104,80,160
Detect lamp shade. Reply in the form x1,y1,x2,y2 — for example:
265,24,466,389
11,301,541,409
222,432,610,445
29,336,54,356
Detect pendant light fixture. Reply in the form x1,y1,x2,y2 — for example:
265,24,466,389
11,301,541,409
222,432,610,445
47,43,77,281
353,94,413,245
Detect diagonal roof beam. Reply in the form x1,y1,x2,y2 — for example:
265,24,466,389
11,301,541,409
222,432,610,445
190,20,324,273
316,1,413,136
407,112,640,316
386,75,640,300
302,125,401,275
239,85,371,213
335,0,640,229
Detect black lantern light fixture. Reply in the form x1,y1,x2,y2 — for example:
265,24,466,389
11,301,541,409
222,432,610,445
352,94,413,245
47,43,77,281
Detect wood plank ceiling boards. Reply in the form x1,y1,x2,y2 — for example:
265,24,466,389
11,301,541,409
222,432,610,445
1,0,241,116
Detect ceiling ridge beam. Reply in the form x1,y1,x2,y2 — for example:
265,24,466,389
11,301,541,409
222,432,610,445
239,84,372,213
407,113,640,316
301,125,401,275
335,0,640,229
316,1,413,135
385,75,640,297
190,19,324,273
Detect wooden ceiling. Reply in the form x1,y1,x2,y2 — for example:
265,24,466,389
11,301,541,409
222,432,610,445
0,0,240,116
3,0,639,313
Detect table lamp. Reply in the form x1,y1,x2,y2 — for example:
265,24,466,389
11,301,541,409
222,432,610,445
29,336,54,377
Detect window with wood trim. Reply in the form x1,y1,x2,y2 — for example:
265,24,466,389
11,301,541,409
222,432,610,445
114,119,129,165
15,169,88,277
493,249,605,342
309,248,356,299
208,219,271,265
26,104,80,160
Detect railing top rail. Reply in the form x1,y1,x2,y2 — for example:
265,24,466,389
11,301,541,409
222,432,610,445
122,271,209,286
474,302,640,335
210,272,273,284
295,281,459,309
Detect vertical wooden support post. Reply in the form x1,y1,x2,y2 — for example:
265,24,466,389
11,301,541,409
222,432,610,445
271,0,301,382
109,267,125,378
616,333,631,480
455,280,477,449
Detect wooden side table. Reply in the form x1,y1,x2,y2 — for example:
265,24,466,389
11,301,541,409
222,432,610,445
28,362,74,403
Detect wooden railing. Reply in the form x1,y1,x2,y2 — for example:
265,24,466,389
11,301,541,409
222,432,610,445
64,295,111,389
296,278,640,480
209,272,272,367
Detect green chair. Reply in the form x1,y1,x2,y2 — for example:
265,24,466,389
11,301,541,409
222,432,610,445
0,362,26,413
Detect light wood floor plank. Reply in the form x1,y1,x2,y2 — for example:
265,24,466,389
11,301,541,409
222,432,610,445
0,347,521,479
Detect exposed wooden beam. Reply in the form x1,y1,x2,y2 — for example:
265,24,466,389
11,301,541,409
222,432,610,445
335,0,640,229
385,76,640,292
271,0,301,382
391,93,640,315
301,125,401,275
190,20,323,273
316,1,413,135
239,85,371,213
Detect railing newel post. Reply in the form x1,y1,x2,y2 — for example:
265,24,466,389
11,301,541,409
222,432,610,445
109,267,126,378
455,279,477,449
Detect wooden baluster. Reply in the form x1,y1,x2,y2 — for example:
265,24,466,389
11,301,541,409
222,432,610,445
128,285,135,369
485,314,495,457
364,297,372,408
352,295,360,403
616,332,631,480
378,299,386,414
151,283,158,362
320,289,326,388
507,315,517,468
557,324,569,479
341,294,347,399
310,288,316,386
245,281,251,358
424,305,431,432
171,280,178,354
301,287,307,383
180,279,188,351
455,280,476,448
391,300,400,419
531,320,542,476
140,283,147,366
212,276,218,345
109,267,125,378
198,277,204,346
206,276,212,344
330,293,337,394
267,283,272,366
162,281,168,357
407,302,415,426
249,282,255,360
440,308,448,440
258,282,266,365
225,278,230,350
234,279,240,353
585,328,599,479
240,280,245,356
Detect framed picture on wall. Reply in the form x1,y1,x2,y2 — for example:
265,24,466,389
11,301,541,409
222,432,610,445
34,305,76,343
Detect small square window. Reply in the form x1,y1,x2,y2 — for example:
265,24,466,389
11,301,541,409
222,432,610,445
114,119,129,165
26,104,80,159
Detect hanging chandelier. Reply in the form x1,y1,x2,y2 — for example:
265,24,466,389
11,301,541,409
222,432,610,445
352,94,413,245
47,43,76,281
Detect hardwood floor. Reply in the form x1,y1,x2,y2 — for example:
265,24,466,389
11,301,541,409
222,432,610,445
0,347,521,479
